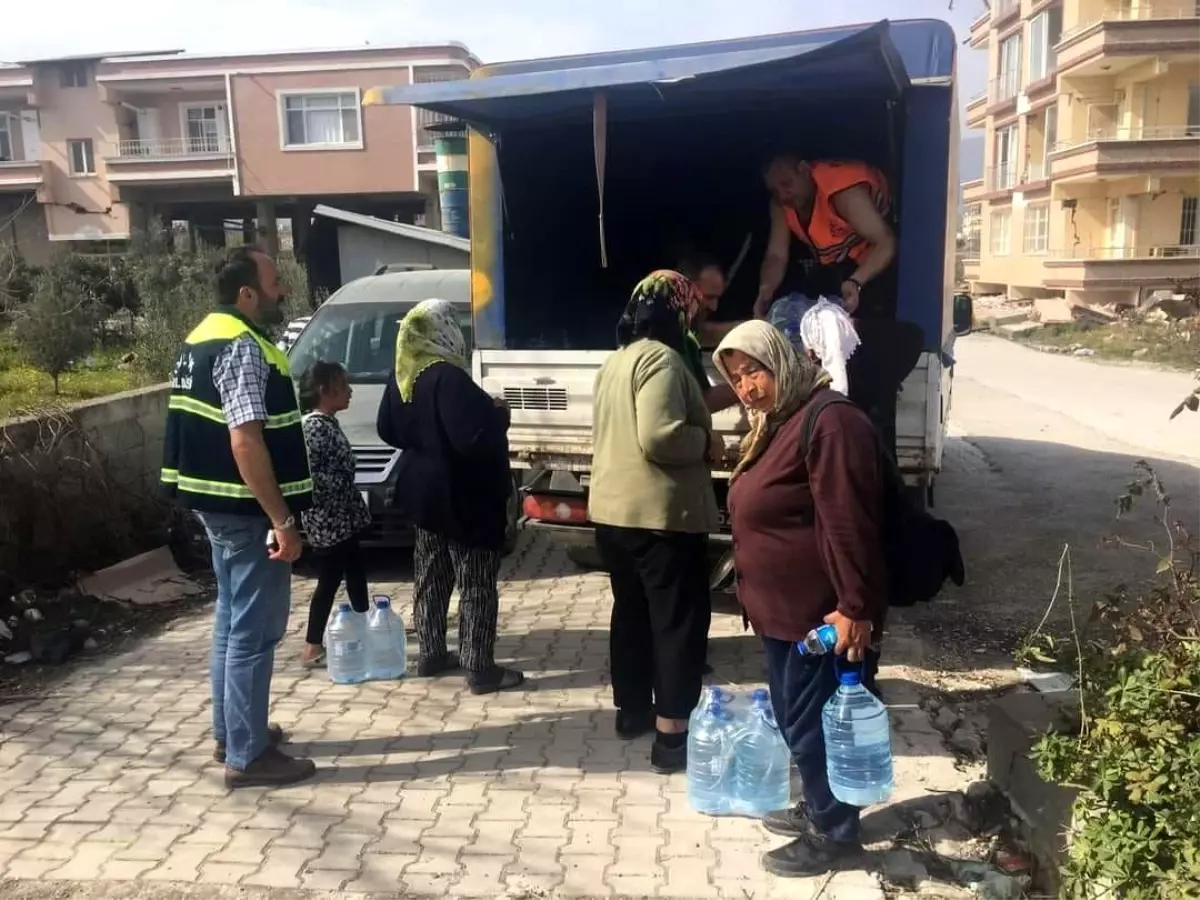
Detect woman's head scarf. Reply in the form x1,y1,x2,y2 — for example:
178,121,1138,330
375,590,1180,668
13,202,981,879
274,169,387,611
714,319,832,480
616,270,704,353
393,298,467,402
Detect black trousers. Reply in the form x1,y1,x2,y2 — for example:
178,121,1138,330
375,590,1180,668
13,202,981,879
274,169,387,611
412,528,501,674
595,525,711,721
305,534,369,645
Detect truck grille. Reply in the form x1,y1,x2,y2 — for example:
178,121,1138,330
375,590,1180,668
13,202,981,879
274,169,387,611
352,446,398,478
504,387,569,411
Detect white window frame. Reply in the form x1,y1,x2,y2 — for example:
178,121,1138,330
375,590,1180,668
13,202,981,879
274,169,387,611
180,104,228,154
1023,203,1050,255
277,89,364,151
990,209,1012,257
994,124,1018,189
67,138,95,176
1044,103,1059,157
0,114,12,161
998,33,1022,100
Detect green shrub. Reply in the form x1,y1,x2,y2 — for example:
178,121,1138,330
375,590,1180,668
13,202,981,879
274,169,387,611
125,242,218,380
12,269,99,394
1022,464,1200,898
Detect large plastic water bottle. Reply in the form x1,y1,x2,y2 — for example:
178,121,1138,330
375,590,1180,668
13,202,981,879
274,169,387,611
731,688,791,817
327,603,368,684
823,669,894,807
687,690,735,815
796,624,839,656
365,596,407,680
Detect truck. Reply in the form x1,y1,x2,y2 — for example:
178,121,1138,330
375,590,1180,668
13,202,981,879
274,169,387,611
368,19,963,572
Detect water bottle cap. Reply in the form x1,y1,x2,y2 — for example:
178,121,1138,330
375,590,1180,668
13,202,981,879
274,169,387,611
375,599,390,609
838,670,863,687
337,602,352,611
750,688,770,704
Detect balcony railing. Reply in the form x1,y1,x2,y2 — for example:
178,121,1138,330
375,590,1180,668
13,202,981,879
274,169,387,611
114,137,232,159
1059,3,1200,43
988,74,1021,105
1053,124,1200,152
986,162,1018,191
1047,244,1200,260
1022,160,1048,182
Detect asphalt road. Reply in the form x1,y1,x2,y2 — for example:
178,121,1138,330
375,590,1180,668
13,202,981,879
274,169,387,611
899,334,1199,670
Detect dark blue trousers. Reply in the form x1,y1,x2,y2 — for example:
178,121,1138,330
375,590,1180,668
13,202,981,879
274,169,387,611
761,637,879,845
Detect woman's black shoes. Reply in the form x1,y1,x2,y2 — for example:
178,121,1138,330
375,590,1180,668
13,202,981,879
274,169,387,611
615,709,655,740
416,652,461,677
468,666,525,695
650,731,688,774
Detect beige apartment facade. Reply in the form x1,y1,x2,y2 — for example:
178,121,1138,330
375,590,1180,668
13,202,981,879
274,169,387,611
0,44,477,265
961,0,1200,308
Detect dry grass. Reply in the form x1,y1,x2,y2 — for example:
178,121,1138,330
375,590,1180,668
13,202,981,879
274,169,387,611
1011,319,1200,371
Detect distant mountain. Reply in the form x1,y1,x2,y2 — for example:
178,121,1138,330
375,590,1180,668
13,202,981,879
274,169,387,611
960,134,985,183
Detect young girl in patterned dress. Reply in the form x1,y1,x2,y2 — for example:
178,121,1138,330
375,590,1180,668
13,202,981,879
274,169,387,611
297,361,373,667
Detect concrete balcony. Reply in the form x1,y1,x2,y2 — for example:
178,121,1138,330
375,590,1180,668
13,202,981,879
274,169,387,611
1050,126,1200,182
993,0,1021,30
1042,244,1200,289
985,76,1021,117
105,137,235,184
962,179,986,203
969,8,991,48
0,158,48,194
965,91,988,128
1056,4,1200,77
985,163,1018,194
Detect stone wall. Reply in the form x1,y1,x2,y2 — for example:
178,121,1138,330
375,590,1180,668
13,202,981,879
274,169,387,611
0,385,170,588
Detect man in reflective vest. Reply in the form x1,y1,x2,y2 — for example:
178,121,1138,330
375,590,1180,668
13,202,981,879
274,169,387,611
161,246,315,789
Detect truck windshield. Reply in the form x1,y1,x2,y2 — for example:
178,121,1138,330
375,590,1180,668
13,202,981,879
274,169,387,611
288,301,473,384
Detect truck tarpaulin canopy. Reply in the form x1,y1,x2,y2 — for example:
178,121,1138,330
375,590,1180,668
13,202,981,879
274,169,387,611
363,20,955,122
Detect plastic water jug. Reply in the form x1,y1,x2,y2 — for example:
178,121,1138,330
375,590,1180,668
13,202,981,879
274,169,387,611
822,669,894,807
327,603,368,684
768,296,808,351
365,596,407,681
796,624,839,656
687,689,735,815
731,688,791,817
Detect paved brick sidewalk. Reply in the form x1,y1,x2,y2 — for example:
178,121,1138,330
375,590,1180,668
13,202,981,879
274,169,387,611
0,534,974,899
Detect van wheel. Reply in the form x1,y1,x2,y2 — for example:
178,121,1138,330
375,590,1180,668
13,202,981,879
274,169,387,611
502,475,520,556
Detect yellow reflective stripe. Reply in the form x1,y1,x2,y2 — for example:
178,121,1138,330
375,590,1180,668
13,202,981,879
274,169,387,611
160,468,311,499
186,312,292,376
168,395,301,429
168,395,225,424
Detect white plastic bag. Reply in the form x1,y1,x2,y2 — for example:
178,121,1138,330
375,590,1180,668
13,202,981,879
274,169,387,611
800,298,859,396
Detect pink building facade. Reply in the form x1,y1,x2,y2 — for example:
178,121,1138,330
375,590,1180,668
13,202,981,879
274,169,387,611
0,44,477,264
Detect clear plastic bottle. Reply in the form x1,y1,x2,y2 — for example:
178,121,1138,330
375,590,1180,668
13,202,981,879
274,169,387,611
687,691,735,815
326,602,368,685
365,597,407,681
767,294,814,353
796,623,839,657
823,669,894,807
731,688,791,817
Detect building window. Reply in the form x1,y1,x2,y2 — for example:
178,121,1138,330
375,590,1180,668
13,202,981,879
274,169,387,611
1182,197,1198,247
990,209,1012,256
1023,204,1050,254
0,115,11,161
281,91,362,148
994,124,1018,189
1028,7,1063,83
184,105,224,153
1044,103,1059,156
998,33,1022,100
1187,82,1199,137
67,139,94,175
59,63,89,88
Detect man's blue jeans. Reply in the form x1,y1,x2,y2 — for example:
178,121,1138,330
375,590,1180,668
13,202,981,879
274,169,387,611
196,512,292,770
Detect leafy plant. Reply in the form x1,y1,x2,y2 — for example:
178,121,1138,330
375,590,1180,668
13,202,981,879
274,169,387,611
125,240,219,380
1021,464,1200,899
12,269,98,394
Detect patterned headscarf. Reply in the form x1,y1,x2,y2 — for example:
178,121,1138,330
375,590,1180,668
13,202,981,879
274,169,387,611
616,270,705,354
394,298,466,402
714,320,832,481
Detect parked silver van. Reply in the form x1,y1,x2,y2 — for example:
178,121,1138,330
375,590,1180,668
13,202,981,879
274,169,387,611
286,269,519,551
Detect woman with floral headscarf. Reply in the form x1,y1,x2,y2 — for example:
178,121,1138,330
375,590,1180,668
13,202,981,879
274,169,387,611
376,298,523,694
715,320,887,879
588,271,725,774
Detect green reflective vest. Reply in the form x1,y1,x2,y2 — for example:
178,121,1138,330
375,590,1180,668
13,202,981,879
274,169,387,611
160,310,313,517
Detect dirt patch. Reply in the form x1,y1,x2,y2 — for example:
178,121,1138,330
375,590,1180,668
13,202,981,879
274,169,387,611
1009,318,1200,370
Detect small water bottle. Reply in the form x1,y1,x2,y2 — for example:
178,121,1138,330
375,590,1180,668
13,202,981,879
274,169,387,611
796,624,838,656
687,693,735,815
823,668,894,807
327,603,368,684
731,689,791,817
365,596,407,681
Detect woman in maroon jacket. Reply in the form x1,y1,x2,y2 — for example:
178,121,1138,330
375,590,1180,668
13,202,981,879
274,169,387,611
714,320,888,880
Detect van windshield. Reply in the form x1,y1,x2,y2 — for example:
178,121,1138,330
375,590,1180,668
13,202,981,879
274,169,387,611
288,302,473,384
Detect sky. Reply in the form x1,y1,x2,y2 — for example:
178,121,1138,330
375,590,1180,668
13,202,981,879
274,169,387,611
1,0,989,105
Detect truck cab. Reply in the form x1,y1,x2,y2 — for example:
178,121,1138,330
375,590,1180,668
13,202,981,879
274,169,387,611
368,19,961,564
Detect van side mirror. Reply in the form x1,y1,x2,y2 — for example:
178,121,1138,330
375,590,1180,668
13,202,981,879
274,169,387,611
952,293,974,337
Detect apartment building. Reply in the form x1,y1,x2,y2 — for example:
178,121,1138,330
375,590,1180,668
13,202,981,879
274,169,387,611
0,43,478,265
961,0,1200,308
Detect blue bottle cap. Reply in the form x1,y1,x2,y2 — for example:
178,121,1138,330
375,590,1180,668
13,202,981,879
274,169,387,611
375,599,390,609
337,602,352,611
838,670,862,686
750,688,770,704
